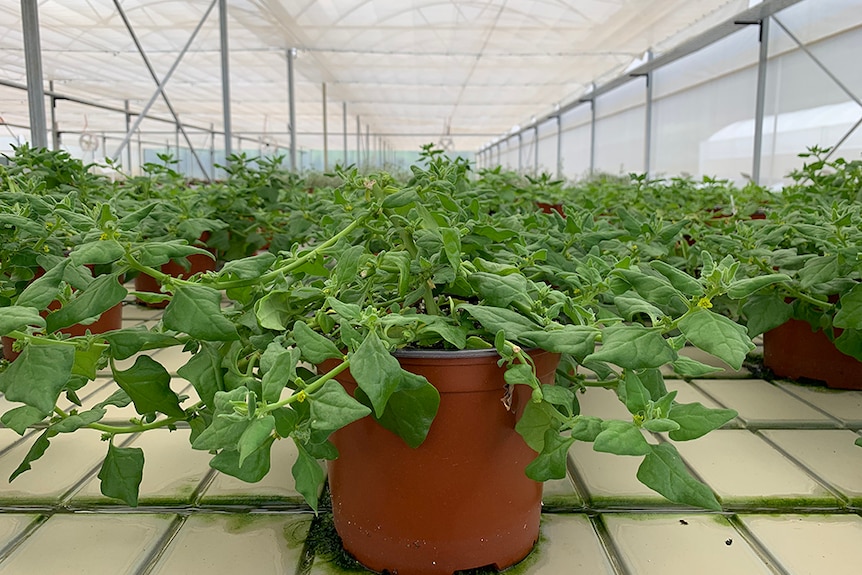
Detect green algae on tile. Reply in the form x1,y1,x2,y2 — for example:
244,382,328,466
307,513,373,573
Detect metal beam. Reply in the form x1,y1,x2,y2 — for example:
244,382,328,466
287,48,297,170
556,115,562,179
365,124,370,168
356,115,361,169
644,52,654,177
219,0,232,162
589,91,596,175
752,17,770,185
111,0,213,178
342,101,348,165
49,80,59,150
322,83,329,170
20,0,47,148
124,100,132,170
517,133,523,172
534,125,539,174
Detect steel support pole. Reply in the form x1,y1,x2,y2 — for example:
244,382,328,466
365,125,370,168
534,126,539,173
124,100,132,170
644,51,654,177
589,98,596,175
49,80,59,150
342,102,348,165
209,123,215,179
218,0,232,162
517,133,523,172
20,0,48,148
752,18,770,185
287,49,297,170
322,83,328,170
356,116,361,169
556,115,562,179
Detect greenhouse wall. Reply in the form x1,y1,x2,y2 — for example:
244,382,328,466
478,0,862,186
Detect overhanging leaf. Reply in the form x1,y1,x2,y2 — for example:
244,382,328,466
636,443,721,510
98,443,144,506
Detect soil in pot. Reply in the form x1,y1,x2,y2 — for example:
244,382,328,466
763,318,862,390
321,349,560,575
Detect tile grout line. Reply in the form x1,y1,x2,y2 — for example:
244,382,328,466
770,381,862,429
752,430,852,508
134,513,188,575
0,514,50,564
726,514,793,575
588,513,633,575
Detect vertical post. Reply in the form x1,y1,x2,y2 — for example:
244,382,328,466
20,0,48,148
589,100,596,175
752,18,770,185
136,131,143,173
534,125,539,174
287,48,297,170
356,115,361,169
209,123,215,179
365,124,370,168
644,52,654,177
342,101,348,165
175,124,180,168
556,115,563,179
218,0,232,161
48,80,59,150
322,82,328,170
124,100,133,170
517,133,523,172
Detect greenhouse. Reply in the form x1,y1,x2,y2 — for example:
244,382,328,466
0,0,861,574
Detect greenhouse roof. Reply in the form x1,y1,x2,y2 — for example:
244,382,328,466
1,0,755,152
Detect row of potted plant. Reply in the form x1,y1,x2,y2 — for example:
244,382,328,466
0,144,859,573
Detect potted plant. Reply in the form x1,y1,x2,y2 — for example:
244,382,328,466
0,148,763,573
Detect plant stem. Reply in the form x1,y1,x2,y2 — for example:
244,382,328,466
263,358,351,412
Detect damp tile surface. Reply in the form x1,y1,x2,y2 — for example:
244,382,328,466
671,430,839,507
759,429,862,504
741,514,862,575
147,514,311,575
776,381,862,426
603,514,774,575
693,379,839,427
0,513,175,575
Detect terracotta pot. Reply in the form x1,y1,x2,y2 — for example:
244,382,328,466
134,253,216,308
2,300,124,361
763,318,862,390
536,202,565,217
322,348,560,575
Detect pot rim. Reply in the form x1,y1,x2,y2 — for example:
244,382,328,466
392,347,547,359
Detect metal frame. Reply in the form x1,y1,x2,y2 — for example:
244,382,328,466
20,0,47,148
287,48,297,170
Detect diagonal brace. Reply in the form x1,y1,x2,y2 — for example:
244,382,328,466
111,0,214,178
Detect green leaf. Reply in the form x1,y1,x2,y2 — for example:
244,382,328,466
525,430,576,481
726,274,791,299
649,261,702,296
515,400,560,452
209,437,274,482
458,304,540,340
218,252,276,280
614,294,665,323
641,418,681,432
261,349,299,404
1,406,47,435
855,437,862,448
272,407,298,438
293,321,343,364
677,309,754,370
117,203,157,230
70,240,125,266
292,441,325,512
16,260,68,309
668,403,737,441
9,429,53,482
624,371,651,415
192,388,251,451
468,272,531,308
50,407,106,433
613,268,688,315
307,379,372,444
834,284,862,330
254,290,292,330
569,416,603,442
164,285,238,341
382,188,419,208
593,421,652,456
238,415,275,467
137,242,213,268
584,325,676,370
349,331,402,418
335,245,364,287
177,343,223,408
0,306,46,336
440,227,462,274
104,329,181,361
112,356,185,418
834,329,862,362
742,293,792,337
44,273,127,333
0,345,74,415
72,344,104,380
520,326,600,361
637,443,721,510
798,255,839,289
671,356,723,378
98,443,144,506
365,370,440,448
